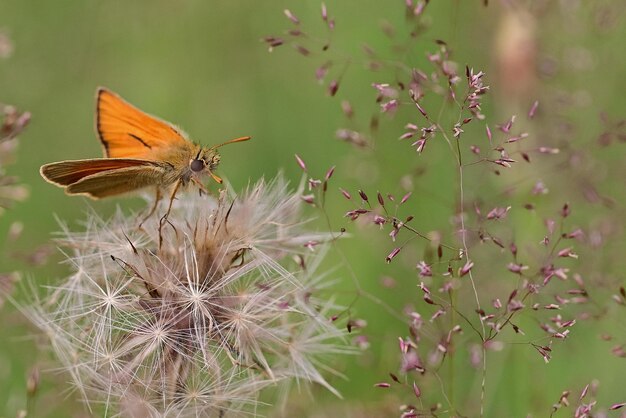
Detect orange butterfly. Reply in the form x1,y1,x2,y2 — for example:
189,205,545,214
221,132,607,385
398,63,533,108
41,88,250,214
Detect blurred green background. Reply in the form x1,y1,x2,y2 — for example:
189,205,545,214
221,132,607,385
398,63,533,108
1,1,625,417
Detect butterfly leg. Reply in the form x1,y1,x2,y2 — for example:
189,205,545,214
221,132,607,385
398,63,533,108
159,179,182,247
138,186,161,228
190,177,209,196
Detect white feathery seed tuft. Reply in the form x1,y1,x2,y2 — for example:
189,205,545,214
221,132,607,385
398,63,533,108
26,176,351,417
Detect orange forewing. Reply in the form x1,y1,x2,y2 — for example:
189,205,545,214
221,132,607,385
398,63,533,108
96,88,189,159
40,159,161,186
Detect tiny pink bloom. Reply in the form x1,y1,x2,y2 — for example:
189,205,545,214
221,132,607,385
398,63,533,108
380,99,399,113
507,263,528,274
398,337,409,353
308,179,321,189
532,180,548,195
565,228,584,239
353,335,370,350
416,261,432,277
304,241,319,251
373,215,386,227
558,247,578,259
486,206,511,220
301,194,315,204
413,138,426,153
431,309,446,321
459,260,474,277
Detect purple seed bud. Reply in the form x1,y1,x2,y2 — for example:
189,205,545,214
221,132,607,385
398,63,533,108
325,165,335,181
358,189,369,202
294,154,307,171
294,45,310,56
386,247,401,263
283,9,300,25
415,102,427,117
341,100,353,118
263,36,284,49
339,188,351,200
315,64,330,82
528,100,539,119
328,80,339,96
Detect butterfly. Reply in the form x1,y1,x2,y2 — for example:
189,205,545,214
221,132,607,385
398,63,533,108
40,87,250,217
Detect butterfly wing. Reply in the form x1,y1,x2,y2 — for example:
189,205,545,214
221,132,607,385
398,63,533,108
96,88,190,159
64,165,168,199
41,158,165,186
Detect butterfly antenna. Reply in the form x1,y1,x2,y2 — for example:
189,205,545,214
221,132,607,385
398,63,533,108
208,170,223,184
210,136,252,150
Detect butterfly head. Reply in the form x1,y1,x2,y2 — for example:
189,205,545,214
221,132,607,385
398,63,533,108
189,148,222,183
188,136,250,184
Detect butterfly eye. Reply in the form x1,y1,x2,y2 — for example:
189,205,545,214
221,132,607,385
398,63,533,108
190,159,205,172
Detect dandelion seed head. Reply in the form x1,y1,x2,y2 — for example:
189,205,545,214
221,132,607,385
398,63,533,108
26,176,351,416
